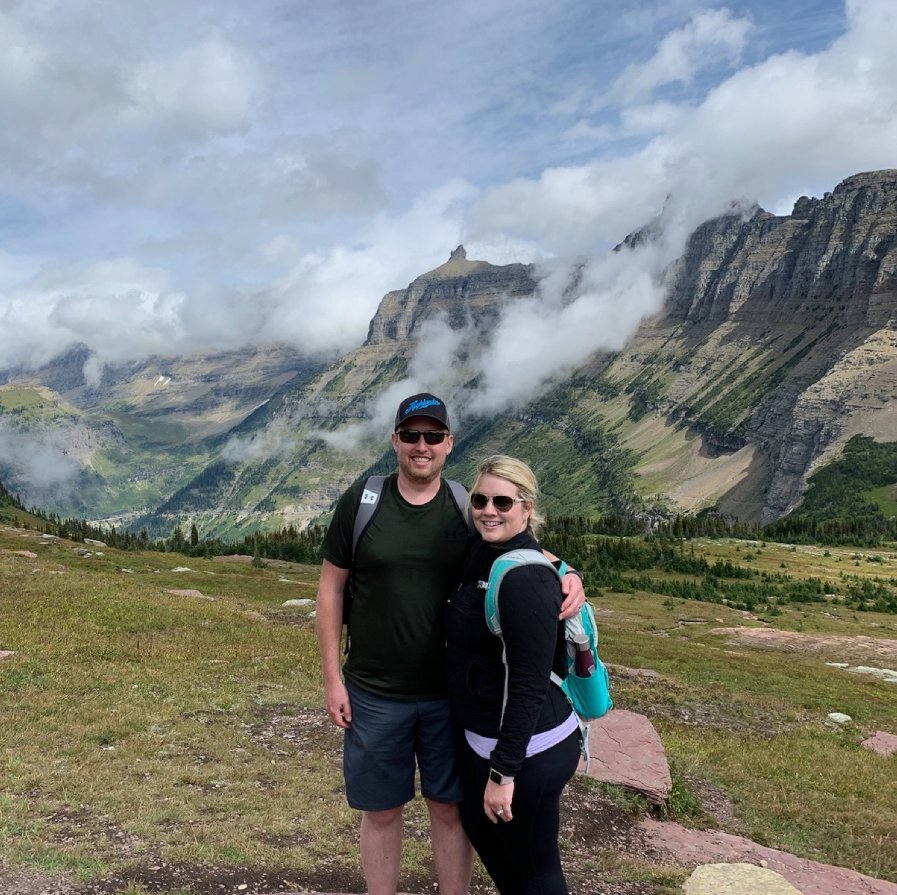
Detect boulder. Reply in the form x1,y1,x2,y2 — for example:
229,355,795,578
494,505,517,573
164,589,214,601
861,731,897,758
684,863,801,894
282,599,315,608
577,709,672,804
0,650,15,661
827,712,852,725
13,550,38,559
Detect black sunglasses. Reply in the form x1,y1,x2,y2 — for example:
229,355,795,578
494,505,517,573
470,492,526,512
396,429,449,445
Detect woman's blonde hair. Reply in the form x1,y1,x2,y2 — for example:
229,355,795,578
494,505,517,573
472,454,545,537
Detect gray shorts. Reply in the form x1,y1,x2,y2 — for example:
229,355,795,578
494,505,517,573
343,681,462,811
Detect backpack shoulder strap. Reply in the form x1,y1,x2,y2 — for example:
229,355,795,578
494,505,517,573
343,474,388,654
351,475,387,557
484,548,560,635
445,479,474,532
483,548,561,724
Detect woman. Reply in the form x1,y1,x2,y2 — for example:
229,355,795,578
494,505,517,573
445,455,581,894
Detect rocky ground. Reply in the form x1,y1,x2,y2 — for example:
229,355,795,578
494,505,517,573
4,775,896,895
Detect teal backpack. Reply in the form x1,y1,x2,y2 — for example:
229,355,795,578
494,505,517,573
484,548,612,762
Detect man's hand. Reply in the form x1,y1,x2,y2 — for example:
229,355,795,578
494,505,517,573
316,559,352,728
325,678,352,729
559,572,586,620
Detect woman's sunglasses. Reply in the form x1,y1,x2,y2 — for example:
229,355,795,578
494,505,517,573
396,429,449,445
470,493,526,512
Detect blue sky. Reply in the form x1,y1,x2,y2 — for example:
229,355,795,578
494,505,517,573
0,0,894,385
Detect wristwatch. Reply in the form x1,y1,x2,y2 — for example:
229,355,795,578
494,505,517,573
489,768,515,785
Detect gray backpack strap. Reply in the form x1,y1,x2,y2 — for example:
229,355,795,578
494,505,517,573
445,479,474,532
344,475,387,655
352,475,387,555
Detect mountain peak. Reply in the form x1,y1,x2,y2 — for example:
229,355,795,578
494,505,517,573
421,244,489,279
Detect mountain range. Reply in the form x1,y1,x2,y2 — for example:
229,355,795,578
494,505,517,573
1,169,896,537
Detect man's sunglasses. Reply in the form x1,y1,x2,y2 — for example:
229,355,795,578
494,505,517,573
396,429,449,445
470,493,526,512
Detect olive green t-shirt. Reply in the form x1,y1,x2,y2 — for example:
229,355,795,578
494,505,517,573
321,474,469,700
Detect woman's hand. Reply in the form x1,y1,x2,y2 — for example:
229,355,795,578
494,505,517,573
484,778,514,823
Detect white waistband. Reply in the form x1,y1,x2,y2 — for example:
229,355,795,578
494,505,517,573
465,712,579,761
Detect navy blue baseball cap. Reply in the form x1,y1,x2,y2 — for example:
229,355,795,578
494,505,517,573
394,393,450,430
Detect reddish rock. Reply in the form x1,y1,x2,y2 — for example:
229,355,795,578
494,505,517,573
577,709,672,804
861,731,897,757
643,817,897,895
13,550,38,559
0,650,15,661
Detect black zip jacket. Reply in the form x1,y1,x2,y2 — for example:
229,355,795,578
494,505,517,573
445,531,571,777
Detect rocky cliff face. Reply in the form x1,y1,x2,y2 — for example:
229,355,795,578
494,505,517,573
636,170,897,522
366,245,536,344
665,171,897,327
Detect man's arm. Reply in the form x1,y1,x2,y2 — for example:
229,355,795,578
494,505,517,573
541,547,586,620
315,559,352,728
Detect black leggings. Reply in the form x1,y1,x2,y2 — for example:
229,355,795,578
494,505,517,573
459,730,581,895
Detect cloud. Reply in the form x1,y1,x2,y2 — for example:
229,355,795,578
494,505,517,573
604,8,754,106
221,0,897,449
400,0,897,419
125,35,262,135
466,247,670,416
0,421,81,502
1,260,186,371
220,410,291,464
311,311,476,451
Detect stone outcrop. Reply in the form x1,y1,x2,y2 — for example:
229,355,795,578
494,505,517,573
135,248,541,533
665,171,897,327
187,169,897,531
861,731,897,757
366,245,536,345
578,709,672,804
683,863,802,894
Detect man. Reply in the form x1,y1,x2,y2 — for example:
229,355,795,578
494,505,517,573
316,393,584,895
